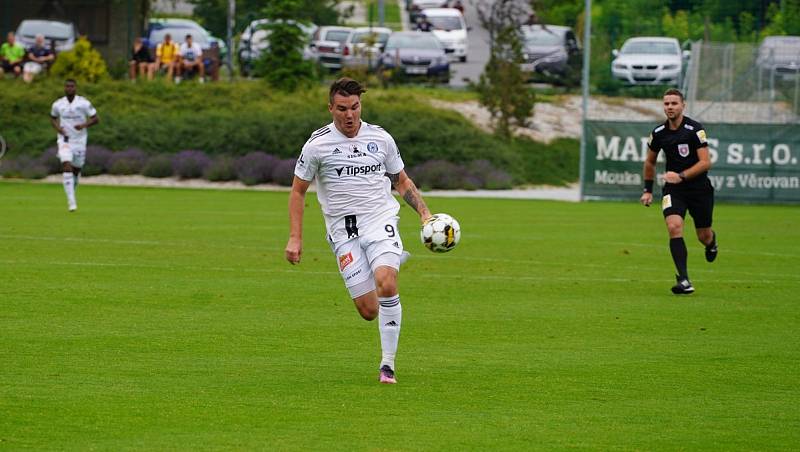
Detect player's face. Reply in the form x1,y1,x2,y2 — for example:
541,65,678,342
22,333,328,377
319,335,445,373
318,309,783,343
663,95,684,120
64,81,76,97
329,93,362,138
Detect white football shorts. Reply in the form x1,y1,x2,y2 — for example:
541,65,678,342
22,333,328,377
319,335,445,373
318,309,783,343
330,215,404,299
57,142,86,168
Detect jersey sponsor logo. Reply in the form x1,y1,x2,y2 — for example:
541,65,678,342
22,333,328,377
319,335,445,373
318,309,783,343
367,142,378,153
678,143,690,157
332,147,342,155
696,129,707,143
335,163,383,177
684,123,695,131
338,252,354,270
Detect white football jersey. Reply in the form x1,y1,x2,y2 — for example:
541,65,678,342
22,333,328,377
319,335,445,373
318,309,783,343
295,121,405,242
50,95,97,147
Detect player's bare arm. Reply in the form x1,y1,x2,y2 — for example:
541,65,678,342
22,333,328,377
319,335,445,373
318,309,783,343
75,115,100,131
664,146,711,184
640,149,658,206
388,170,431,222
49,116,66,136
286,176,311,265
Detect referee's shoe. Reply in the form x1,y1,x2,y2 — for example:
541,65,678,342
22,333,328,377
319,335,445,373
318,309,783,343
705,233,718,262
672,275,695,295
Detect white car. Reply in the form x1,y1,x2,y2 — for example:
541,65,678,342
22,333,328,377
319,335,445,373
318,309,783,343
611,37,688,85
341,26,392,71
15,19,77,52
421,8,468,62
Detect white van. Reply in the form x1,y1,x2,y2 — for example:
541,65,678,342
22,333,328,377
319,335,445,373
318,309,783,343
421,8,468,62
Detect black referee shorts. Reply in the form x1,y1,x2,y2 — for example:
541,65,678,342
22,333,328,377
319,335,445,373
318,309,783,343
661,183,714,229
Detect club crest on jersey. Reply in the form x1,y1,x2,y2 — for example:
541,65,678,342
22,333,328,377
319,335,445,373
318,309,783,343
367,142,378,153
338,252,353,270
678,143,690,157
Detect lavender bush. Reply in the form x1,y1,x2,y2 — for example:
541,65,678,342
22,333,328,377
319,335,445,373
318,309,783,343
0,156,48,179
108,148,147,175
466,159,513,189
204,155,238,182
82,146,113,176
235,151,279,185
408,160,466,190
172,150,211,179
271,158,297,186
141,154,174,178
37,147,62,174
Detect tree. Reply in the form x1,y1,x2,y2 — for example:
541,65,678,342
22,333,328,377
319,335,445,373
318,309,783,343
473,0,536,139
189,0,341,37
253,0,316,91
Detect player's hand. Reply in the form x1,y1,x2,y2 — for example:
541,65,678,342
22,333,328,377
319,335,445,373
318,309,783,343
74,124,85,131
664,171,682,184
640,192,653,207
421,212,433,224
285,237,302,265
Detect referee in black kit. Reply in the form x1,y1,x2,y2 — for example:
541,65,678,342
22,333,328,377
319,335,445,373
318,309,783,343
640,88,718,295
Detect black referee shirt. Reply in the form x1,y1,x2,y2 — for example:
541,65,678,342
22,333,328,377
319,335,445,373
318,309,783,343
647,116,709,189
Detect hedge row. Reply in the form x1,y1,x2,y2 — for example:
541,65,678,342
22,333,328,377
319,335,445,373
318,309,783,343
0,147,514,190
0,79,578,185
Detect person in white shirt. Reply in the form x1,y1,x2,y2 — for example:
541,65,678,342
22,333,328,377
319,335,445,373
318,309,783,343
176,34,205,83
286,78,432,384
49,79,99,212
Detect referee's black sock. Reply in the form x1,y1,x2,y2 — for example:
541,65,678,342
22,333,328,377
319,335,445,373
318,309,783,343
669,237,689,279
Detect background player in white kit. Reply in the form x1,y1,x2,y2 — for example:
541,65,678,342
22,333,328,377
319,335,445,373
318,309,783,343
285,78,432,384
50,79,99,211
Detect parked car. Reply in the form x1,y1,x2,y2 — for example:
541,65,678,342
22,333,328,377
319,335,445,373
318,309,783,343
308,26,353,71
341,26,392,71
238,19,317,76
146,18,227,59
15,19,77,52
519,24,581,84
756,36,800,81
379,31,450,83
611,37,688,85
422,8,468,62
409,0,449,24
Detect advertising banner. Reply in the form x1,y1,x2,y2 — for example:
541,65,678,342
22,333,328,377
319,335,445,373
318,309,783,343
583,121,800,203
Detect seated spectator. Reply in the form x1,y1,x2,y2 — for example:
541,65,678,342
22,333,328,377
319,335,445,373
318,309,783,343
176,34,205,83
153,33,180,81
22,34,55,83
129,37,154,81
0,31,25,78
416,16,433,32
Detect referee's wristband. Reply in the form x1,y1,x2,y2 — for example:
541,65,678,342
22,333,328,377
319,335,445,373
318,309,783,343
644,180,654,193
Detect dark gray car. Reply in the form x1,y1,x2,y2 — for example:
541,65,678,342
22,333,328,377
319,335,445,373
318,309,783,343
519,24,581,85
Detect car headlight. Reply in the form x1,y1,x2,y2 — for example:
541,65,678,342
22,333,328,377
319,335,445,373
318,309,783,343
663,64,679,70
613,63,627,70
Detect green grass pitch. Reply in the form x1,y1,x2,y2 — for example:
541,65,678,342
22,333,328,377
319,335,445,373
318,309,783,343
1,181,798,450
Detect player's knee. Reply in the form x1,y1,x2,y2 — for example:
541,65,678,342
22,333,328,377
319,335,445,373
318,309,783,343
358,305,378,321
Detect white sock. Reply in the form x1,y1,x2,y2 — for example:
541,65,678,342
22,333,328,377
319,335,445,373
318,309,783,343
378,295,402,370
62,172,76,207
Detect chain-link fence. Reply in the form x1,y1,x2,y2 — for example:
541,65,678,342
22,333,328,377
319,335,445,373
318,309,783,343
683,39,800,124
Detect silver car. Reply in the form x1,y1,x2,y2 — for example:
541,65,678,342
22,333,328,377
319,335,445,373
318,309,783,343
341,26,392,71
756,36,800,81
15,19,77,52
308,26,354,71
611,37,688,85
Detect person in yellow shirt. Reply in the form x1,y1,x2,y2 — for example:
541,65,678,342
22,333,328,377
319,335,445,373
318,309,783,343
152,33,179,81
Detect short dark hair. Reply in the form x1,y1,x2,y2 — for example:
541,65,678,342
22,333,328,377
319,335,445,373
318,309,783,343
663,88,684,101
65,78,76,85
186,34,192,40
329,77,366,104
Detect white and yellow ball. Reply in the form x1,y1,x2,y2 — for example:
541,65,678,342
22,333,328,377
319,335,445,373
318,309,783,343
420,213,461,253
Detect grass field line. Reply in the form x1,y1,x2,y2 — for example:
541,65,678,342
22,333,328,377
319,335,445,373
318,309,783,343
600,240,800,258
4,233,798,280
1,258,795,285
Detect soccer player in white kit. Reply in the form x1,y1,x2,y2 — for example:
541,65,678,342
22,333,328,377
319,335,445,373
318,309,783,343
285,78,432,384
50,79,99,211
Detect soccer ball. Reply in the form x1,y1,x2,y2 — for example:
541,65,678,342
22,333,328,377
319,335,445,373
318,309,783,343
420,213,461,253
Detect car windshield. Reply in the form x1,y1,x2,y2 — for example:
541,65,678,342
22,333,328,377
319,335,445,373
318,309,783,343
621,41,677,55
524,29,562,46
18,21,72,40
428,17,463,31
352,31,390,45
324,30,351,42
386,34,441,50
150,28,209,46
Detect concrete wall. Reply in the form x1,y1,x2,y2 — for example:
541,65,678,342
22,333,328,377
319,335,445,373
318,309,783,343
0,0,147,65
